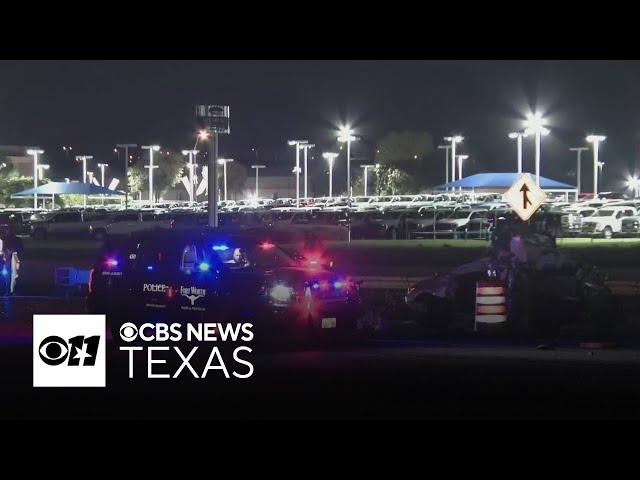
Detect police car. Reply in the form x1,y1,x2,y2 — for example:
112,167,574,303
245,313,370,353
88,229,363,342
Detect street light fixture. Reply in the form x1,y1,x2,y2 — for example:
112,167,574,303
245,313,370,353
569,147,588,195
524,113,550,186
360,164,376,197
182,149,199,204
27,149,44,209
337,126,357,201
217,158,234,201
508,131,528,174
586,135,606,197
287,140,308,207
141,145,160,206
443,136,463,191
322,152,339,198
626,176,640,198
251,165,266,199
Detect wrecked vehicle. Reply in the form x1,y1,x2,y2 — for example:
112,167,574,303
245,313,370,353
405,212,615,335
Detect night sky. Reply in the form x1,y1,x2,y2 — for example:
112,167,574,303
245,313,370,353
1,60,640,192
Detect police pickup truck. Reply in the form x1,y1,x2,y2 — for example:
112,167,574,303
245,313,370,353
88,229,363,342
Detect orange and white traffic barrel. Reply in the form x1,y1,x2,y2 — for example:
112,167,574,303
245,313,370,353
475,280,507,331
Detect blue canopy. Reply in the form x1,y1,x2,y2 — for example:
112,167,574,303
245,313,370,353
434,173,576,190
11,182,124,197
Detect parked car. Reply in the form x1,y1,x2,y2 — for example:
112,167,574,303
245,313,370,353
581,206,638,238
30,209,109,240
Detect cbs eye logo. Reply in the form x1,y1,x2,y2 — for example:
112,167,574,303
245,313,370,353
119,323,138,342
38,335,101,366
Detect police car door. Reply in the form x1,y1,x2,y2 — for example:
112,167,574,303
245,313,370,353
174,241,221,318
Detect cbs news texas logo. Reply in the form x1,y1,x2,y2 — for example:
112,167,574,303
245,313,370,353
33,315,106,387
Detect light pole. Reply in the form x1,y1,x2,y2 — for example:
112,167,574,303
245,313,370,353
598,161,605,188
27,149,44,209
116,144,137,210
182,149,199,204
322,152,338,198
37,164,50,209
97,163,108,187
338,126,357,201
217,158,234,201
360,164,376,197
444,136,463,191
141,145,160,206
75,155,93,208
524,113,550,186
457,155,468,181
97,162,108,205
437,145,451,187
508,131,528,174
569,147,588,196
299,143,315,199
586,135,606,197
37,164,49,181
251,165,265,199
287,140,308,208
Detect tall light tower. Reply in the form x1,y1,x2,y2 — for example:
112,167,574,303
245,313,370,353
195,105,231,227
508,131,528,174
116,144,137,210
299,143,315,199
182,149,199,204
524,113,550,186
337,126,357,201
141,145,160,206
322,152,338,198
75,155,93,208
437,144,451,188
444,136,463,190
27,149,44,209
287,140,308,208
251,165,266,199
569,147,588,196
360,164,376,197
217,158,234,201
586,135,606,197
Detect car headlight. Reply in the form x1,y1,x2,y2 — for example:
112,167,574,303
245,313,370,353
269,283,294,306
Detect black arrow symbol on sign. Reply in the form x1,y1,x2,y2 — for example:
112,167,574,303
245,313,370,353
520,184,532,209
